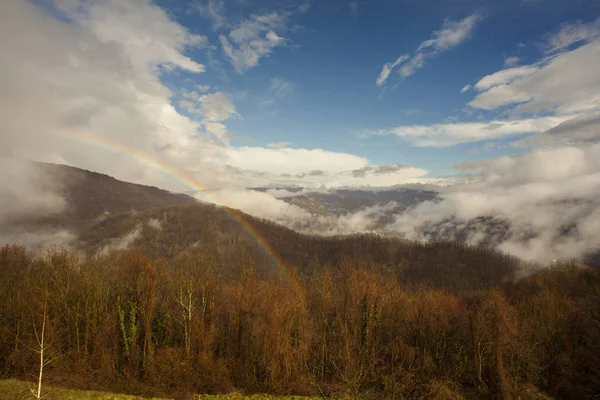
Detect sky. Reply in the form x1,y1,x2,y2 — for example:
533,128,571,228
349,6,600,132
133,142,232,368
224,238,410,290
1,0,599,189
2,0,600,262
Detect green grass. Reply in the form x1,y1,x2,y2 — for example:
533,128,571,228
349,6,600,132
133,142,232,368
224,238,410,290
0,380,336,400
0,379,165,400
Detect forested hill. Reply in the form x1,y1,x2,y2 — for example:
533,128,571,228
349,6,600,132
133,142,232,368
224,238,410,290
2,162,522,292
79,203,521,293
33,162,198,225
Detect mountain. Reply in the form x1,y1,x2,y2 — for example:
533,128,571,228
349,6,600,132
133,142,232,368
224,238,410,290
3,162,197,231
4,162,598,269
38,163,198,222
252,186,439,218
0,162,521,292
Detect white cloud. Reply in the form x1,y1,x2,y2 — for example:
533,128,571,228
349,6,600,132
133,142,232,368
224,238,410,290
225,147,368,176
376,54,409,87
100,225,142,255
265,187,308,198
468,84,533,110
376,13,481,87
179,91,238,144
219,12,287,72
419,13,482,51
468,39,600,115
370,115,572,147
460,84,472,93
504,56,521,67
209,189,311,222
511,111,600,147
194,0,228,30
546,17,600,52
472,65,538,91
0,158,66,225
0,0,234,196
267,142,292,149
387,142,600,263
298,2,310,13
223,147,429,188
198,92,237,121
70,0,208,73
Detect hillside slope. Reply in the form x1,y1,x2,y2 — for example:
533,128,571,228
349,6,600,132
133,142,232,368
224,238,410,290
80,203,521,292
39,163,198,223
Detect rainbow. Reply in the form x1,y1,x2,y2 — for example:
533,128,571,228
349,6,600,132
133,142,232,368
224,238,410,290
58,131,287,272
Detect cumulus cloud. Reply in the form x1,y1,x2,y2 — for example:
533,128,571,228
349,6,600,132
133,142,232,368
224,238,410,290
194,0,228,30
178,91,238,143
511,111,600,147
224,148,429,188
226,147,367,176
219,12,288,72
369,115,572,147
504,56,521,67
468,35,600,114
376,14,482,87
0,0,239,195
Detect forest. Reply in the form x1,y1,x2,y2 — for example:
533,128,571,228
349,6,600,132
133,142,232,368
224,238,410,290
1,239,599,400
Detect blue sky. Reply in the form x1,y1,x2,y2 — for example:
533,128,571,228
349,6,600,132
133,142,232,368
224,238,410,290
155,0,600,177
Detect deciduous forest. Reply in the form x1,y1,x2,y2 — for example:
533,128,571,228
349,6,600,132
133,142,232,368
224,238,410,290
1,239,599,399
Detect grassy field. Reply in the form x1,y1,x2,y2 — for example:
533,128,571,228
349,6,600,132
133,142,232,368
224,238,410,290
0,379,335,400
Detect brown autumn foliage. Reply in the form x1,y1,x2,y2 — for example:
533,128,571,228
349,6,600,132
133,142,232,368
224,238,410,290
1,241,599,400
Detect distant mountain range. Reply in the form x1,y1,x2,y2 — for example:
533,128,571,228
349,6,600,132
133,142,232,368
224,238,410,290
252,186,439,218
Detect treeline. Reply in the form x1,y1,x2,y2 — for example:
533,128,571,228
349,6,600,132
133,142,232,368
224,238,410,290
1,244,600,399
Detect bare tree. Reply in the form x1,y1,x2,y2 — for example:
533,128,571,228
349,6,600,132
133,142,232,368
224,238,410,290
28,290,49,400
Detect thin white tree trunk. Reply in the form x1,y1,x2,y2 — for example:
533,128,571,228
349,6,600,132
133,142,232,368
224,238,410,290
36,302,46,400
